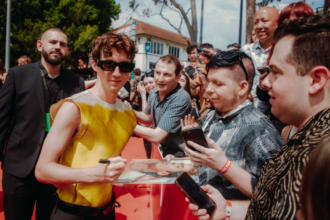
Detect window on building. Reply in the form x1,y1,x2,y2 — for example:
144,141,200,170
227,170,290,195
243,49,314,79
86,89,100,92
150,41,163,55
149,62,156,70
169,46,180,58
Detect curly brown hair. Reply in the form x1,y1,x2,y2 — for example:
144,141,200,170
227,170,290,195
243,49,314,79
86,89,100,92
92,32,136,62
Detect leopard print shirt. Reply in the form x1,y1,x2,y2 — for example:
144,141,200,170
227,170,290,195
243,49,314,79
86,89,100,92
246,108,330,220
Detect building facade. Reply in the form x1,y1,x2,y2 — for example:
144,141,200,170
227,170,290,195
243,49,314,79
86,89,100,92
113,19,190,72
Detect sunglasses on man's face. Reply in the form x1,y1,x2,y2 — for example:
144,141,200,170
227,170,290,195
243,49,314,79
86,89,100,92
221,51,249,80
96,59,135,72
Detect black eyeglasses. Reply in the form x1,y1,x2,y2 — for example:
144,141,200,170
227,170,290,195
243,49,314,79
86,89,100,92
210,50,249,80
96,59,135,72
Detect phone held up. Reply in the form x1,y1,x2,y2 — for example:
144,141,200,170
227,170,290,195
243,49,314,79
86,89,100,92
197,46,213,58
175,172,216,216
181,127,208,152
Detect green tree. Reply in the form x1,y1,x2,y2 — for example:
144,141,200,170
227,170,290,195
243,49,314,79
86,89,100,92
0,0,121,68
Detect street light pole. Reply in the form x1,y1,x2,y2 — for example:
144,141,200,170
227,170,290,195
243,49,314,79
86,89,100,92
5,0,11,71
238,0,243,45
199,0,204,44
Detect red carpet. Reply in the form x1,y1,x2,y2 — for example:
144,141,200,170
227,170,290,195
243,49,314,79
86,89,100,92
0,137,197,220
0,137,151,220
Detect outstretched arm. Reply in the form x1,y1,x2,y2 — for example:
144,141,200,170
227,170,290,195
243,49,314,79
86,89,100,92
35,101,126,185
85,79,96,89
188,184,249,220
134,125,169,144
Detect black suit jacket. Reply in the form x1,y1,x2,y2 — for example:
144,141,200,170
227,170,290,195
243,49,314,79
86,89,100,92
0,61,85,178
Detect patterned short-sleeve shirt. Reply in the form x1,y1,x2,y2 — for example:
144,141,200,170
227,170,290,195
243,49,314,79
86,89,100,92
144,84,192,157
131,77,141,108
198,99,283,200
246,107,330,220
241,41,271,112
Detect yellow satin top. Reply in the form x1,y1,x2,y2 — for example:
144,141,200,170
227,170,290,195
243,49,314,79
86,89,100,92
50,89,136,207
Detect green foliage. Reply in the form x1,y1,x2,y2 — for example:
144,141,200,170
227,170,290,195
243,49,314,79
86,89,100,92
0,0,121,68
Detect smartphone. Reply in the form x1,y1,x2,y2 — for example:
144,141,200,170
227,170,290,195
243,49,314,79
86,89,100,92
197,46,213,58
118,87,129,99
257,66,271,75
175,172,216,216
182,127,208,152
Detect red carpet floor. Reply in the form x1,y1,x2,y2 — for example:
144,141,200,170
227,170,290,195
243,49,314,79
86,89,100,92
0,137,150,220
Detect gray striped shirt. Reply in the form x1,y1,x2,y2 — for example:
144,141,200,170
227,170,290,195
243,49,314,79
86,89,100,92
144,84,192,157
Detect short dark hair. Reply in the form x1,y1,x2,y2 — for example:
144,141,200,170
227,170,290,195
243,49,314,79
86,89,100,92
17,55,32,64
92,32,136,61
200,43,214,49
134,68,141,76
156,54,181,76
273,15,330,76
181,71,192,98
186,45,198,54
41,27,67,39
206,50,255,93
141,69,154,81
227,43,241,49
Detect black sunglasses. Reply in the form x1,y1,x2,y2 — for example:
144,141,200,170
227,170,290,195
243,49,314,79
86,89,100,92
217,51,249,80
96,59,135,73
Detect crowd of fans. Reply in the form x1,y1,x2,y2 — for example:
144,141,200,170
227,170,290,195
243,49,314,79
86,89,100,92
0,1,330,220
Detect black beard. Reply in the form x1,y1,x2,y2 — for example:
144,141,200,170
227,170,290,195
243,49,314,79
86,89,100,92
42,49,66,66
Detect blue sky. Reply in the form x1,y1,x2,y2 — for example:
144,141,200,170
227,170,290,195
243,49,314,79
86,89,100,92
112,0,324,50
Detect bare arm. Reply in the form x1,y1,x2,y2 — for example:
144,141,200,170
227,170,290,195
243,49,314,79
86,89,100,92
85,79,97,89
134,125,169,144
137,81,148,112
35,101,126,185
135,111,152,126
129,91,136,102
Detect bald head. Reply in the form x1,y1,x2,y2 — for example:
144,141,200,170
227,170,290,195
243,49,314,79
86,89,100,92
256,6,279,18
254,6,279,46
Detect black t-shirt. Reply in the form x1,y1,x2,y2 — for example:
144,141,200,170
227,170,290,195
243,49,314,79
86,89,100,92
40,63,63,113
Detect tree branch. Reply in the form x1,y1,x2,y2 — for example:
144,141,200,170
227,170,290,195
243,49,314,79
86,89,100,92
166,5,182,16
170,0,191,29
186,7,191,15
159,4,190,45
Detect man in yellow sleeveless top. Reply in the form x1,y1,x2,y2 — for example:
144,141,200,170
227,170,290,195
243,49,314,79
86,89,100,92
35,32,137,220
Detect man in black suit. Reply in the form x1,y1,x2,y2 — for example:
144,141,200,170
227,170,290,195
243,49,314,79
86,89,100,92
0,27,85,220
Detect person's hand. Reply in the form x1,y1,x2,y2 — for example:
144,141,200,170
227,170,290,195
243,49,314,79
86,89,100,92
137,81,146,97
259,71,269,90
193,69,199,79
184,138,227,171
186,184,227,220
203,48,217,57
199,74,206,86
123,100,132,108
180,115,196,132
189,63,199,69
92,156,127,184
